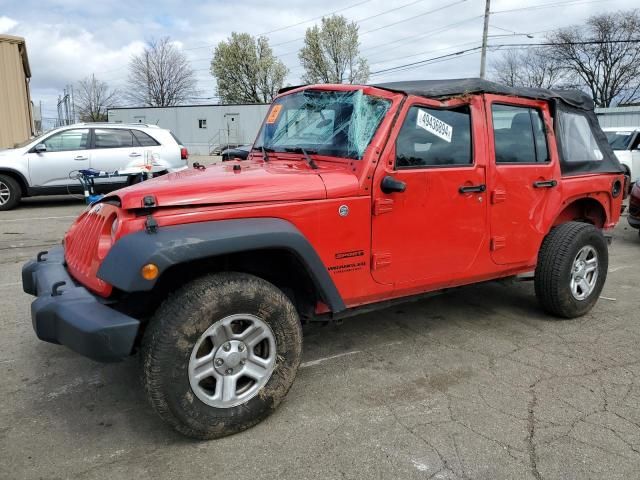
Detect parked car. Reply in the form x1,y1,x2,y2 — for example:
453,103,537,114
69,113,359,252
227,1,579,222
221,144,251,161
23,78,625,440
603,127,640,185
628,181,640,236
0,123,189,210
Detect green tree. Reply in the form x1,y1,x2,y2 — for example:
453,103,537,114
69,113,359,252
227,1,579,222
211,33,288,103
299,15,369,84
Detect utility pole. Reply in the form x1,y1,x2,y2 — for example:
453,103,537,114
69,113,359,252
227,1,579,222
480,0,491,79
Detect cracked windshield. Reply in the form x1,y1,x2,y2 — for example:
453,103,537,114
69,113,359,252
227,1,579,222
255,90,391,159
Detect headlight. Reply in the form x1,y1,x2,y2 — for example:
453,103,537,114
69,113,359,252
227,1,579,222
111,217,119,240
97,214,118,260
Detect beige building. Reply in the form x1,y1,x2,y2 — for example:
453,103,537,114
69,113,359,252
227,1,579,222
0,35,34,149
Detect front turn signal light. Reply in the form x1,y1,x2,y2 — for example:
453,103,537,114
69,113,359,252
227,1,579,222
141,263,159,280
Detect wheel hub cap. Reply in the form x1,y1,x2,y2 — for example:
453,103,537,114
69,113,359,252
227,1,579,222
570,245,598,301
188,314,277,408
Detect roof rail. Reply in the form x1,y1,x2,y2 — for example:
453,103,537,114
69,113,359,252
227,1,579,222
67,122,159,128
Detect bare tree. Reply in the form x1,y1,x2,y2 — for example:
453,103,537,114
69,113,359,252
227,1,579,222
74,74,118,121
490,48,569,89
299,15,369,84
211,33,287,103
126,37,199,106
546,9,640,107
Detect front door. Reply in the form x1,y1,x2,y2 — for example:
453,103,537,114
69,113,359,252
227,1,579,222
371,96,488,288
27,128,91,187
485,95,560,265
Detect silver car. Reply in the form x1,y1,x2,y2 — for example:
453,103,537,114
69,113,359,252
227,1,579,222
0,123,189,210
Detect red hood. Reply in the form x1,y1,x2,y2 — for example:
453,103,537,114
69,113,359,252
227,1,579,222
112,160,360,210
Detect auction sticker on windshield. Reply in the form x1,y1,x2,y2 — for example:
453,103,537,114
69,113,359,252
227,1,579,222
266,104,283,124
416,108,452,143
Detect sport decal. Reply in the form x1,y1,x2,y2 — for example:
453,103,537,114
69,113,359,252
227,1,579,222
416,109,452,143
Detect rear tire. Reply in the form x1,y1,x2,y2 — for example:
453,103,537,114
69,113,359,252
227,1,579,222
141,272,303,440
0,174,21,211
535,222,608,318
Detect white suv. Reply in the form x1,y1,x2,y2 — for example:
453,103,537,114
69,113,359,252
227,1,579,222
603,127,640,186
0,123,189,210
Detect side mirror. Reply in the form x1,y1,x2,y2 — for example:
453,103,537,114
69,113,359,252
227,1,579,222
34,143,47,153
381,175,406,194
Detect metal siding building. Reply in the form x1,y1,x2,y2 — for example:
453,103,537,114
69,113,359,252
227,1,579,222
0,35,34,149
596,106,640,128
107,104,270,155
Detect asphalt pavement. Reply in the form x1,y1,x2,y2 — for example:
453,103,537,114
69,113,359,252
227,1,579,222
2,196,640,480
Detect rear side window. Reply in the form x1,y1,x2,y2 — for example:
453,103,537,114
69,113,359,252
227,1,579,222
132,129,160,146
94,129,134,149
492,104,549,163
396,106,472,168
557,111,603,162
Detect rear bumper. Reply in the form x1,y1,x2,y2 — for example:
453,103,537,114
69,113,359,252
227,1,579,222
22,246,140,362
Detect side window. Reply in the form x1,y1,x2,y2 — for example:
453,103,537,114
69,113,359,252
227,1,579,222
492,104,549,163
132,129,160,146
557,111,603,162
198,119,207,129
396,106,472,168
94,129,134,149
42,129,89,152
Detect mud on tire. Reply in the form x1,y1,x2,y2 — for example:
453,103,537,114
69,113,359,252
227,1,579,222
141,272,303,440
534,221,608,319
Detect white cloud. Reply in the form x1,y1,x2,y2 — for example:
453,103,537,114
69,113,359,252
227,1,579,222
0,16,18,34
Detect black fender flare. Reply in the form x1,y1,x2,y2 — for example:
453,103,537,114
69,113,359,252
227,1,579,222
98,218,346,313
0,168,29,194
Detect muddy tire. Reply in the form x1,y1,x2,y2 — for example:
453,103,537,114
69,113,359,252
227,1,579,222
535,222,608,318
141,272,303,440
0,174,21,211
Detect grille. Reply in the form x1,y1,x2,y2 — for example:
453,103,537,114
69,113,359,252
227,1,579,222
64,205,116,296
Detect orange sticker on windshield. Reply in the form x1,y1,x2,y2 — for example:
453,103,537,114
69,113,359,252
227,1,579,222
266,104,282,124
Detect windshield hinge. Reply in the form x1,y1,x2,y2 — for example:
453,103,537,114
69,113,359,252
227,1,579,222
145,215,159,234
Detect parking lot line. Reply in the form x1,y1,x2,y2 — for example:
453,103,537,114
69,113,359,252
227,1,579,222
2,215,77,222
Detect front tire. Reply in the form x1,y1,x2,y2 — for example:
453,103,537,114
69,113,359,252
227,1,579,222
141,272,303,440
535,222,608,318
0,174,21,211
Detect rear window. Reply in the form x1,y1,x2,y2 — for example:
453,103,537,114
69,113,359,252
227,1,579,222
557,111,603,163
605,131,633,150
169,132,184,146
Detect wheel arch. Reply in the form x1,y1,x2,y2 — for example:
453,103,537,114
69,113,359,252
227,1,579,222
0,168,29,196
551,197,608,229
98,218,345,316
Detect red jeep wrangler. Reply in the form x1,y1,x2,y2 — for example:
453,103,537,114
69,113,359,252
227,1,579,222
22,79,625,439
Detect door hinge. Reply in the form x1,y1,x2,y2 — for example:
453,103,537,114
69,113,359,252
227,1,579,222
373,198,394,215
372,252,392,270
491,236,506,251
491,190,507,204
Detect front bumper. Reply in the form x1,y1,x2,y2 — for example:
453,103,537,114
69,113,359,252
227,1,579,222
22,246,140,362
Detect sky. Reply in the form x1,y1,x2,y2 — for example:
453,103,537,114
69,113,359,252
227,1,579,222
0,0,637,122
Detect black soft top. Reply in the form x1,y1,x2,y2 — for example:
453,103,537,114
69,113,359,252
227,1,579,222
374,78,594,111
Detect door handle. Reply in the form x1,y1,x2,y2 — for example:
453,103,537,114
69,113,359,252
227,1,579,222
129,152,142,157
380,175,406,194
459,184,486,194
533,180,557,188
74,156,88,161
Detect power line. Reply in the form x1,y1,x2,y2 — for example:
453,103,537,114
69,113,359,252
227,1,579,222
492,0,604,15
183,0,373,51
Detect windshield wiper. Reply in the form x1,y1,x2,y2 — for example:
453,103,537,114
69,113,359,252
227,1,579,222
252,146,274,162
284,147,318,170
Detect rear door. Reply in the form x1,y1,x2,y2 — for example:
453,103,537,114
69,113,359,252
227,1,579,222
485,95,560,265
90,128,142,185
371,95,489,288
26,128,91,187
